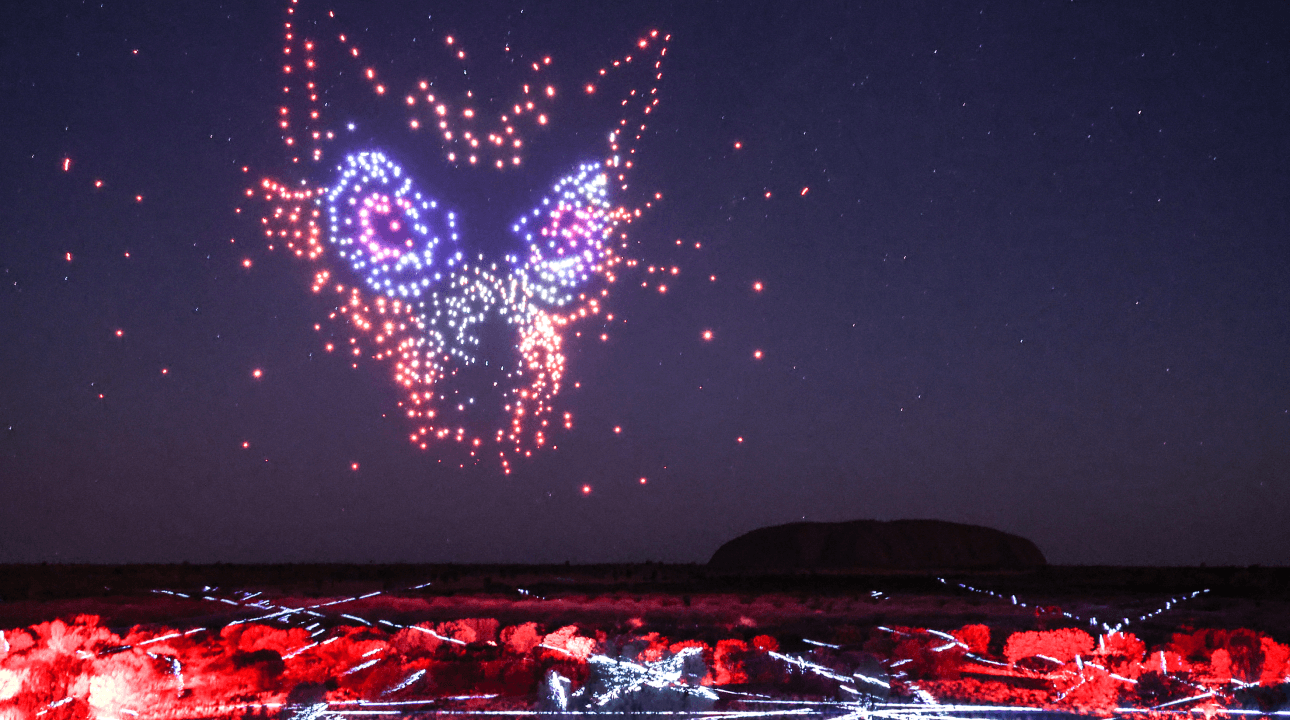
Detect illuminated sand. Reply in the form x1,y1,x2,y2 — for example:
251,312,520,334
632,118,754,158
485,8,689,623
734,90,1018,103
2,566,1289,718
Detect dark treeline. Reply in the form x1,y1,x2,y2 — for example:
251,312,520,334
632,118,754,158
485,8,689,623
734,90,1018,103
2,563,1288,603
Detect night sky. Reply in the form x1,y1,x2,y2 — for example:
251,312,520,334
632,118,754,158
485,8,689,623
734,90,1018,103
2,0,1287,566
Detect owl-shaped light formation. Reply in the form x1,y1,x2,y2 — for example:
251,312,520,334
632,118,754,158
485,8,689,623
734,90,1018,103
256,4,667,471
320,153,628,468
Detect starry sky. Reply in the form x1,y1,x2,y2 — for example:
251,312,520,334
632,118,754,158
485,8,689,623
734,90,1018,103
2,0,1287,566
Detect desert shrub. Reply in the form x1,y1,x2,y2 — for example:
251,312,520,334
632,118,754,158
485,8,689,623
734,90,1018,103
712,639,749,685
890,635,964,681
1003,628,1094,666
541,626,597,662
954,624,990,655
1261,637,1290,686
1167,628,1282,684
1049,664,1123,716
1224,629,1264,683
751,635,778,652
500,623,543,655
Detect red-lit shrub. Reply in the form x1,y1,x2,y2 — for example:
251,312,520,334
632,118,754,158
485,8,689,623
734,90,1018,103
1004,628,1095,666
712,639,749,685
890,635,964,681
751,635,778,653
2,608,1288,718
1224,628,1264,683
1167,628,1286,685
390,622,445,656
954,624,990,655
1050,664,1123,717
1099,632,1146,681
541,625,597,662
1261,637,1290,686
501,622,543,655
636,633,671,663
439,618,500,645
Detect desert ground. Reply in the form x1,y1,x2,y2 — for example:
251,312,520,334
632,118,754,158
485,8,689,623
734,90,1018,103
2,564,1288,718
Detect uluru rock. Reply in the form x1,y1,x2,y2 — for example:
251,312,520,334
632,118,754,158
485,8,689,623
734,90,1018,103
708,519,1045,572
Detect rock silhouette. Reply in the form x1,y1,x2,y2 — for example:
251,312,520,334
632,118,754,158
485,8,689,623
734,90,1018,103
708,519,1046,571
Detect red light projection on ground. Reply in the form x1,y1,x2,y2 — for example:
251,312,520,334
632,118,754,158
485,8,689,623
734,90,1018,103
2,579,1288,718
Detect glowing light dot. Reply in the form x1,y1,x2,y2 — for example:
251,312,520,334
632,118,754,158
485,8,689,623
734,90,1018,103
753,350,763,359
800,187,809,195
252,369,263,379
242,442,250,449
115,329,123,337
702,330,713,341
351,463,360,471
737,437,743,443
581,484,592,495
613,426,621,434
753,281,763,292
161,368,168,375
135,195,143,202
65,252,72,262
658,284,667,293
639,477,647,484
733,141,742,149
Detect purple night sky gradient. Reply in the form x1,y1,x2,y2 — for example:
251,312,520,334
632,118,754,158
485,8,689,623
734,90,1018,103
1,0,1287,565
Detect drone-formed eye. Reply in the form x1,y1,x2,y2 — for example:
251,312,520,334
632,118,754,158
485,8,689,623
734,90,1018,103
260,20,670,464
325,152,451,300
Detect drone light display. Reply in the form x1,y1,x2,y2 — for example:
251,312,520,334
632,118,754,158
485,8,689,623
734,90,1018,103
254,0,669,470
